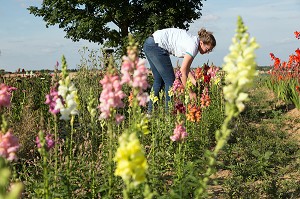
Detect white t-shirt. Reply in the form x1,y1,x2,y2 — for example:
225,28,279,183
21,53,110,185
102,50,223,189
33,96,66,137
152,28,200,58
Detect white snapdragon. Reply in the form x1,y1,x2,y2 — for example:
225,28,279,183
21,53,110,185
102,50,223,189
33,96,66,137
222,16,259,116
55,81,79,121
54,56,79,121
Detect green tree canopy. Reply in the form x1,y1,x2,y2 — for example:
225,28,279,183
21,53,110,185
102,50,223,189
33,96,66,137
28,0,206,55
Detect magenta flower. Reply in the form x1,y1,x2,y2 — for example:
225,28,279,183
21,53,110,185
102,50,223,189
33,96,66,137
172,79,184,94
98,74,125,119
36,133,55,151
0,83,17,108
175,70,182,78
45,86,60,115
0,129,20,161
170,123,188,142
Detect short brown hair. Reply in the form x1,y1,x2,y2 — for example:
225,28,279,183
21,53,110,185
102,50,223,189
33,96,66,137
198,28,216,48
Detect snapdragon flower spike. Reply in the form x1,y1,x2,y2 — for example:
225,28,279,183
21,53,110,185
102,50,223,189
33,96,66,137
175,70,182,79
172,79,184,95
36,132,55,151
172,101,186,115
53,56,80,121
207,65,220,79
0,84,17,108
45,86,60,115
98,74,125,119
121,56,149,106
0,129,20,161
55,76,79,121
201,87,211,108
170,122,188,142
114,132,148,186
222,16,259,115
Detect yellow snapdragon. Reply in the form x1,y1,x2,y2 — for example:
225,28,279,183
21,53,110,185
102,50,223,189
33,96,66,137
149,90,158,104
114,132,148,186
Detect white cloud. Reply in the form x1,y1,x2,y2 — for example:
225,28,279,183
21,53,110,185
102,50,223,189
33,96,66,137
199,14,220,23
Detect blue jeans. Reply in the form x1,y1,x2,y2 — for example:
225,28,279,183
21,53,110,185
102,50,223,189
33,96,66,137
143,36,175,113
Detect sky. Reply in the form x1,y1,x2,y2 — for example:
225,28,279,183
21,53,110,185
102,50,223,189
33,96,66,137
0,0,300,72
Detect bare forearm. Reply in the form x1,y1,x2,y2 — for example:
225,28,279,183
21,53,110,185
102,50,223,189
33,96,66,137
180,54,194,87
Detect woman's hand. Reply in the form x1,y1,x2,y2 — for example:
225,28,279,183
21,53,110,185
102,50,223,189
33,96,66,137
189,91,197,101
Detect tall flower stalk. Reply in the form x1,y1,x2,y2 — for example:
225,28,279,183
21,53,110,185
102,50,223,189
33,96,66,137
53,55,79,197
195,16,259,198
98,56,126,197
35,131,55,199
45,84,60,186
87,88,97,199
114,35,151,198
0,84,22,199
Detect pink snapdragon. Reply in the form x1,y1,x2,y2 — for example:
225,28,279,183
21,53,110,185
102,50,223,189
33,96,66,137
36,133,55,151
121,56,135,85
45,86,60,115
0,129,20,161
132,61,149,91
172,79,184,94
121,56,149,107
98,74,126,119
137,92,149,107
207,66,220,79
0,83,17,108
170,123,188,142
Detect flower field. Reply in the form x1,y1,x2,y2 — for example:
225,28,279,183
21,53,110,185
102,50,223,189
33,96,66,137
0,17,299,199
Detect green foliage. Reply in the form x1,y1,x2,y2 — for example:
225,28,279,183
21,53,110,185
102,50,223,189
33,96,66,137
28,0,205,55
1,46,299,198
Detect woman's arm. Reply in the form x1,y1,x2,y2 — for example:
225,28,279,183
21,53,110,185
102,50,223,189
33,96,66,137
180,54,194,86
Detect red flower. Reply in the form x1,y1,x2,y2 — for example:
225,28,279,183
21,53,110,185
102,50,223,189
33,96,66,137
294,31,300,40
173,101,186,115
204,75,211,83
296,85,300,94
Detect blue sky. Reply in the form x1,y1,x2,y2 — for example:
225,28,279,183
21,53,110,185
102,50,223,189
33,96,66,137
0,0,299,72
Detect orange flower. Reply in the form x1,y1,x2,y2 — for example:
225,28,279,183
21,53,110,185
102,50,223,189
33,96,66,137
200,88,211,108
194,67,203,80
201,94,211,108
186,104,201,122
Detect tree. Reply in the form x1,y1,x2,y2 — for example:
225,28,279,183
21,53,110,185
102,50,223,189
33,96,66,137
28,0,206,55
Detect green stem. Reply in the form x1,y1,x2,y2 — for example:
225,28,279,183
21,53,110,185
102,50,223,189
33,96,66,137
65,121,71,198
43,152,49,199
108,120,113,198
195,110,234,198
91,118,96,199
69,115,74,162
54,115,58,188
